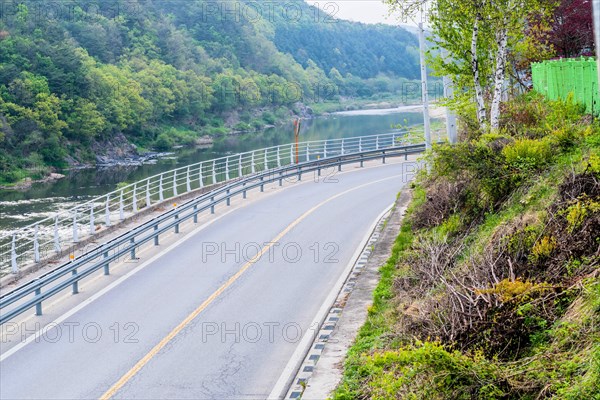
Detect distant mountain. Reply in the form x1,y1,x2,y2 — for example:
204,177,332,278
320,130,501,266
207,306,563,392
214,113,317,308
0,0,419,182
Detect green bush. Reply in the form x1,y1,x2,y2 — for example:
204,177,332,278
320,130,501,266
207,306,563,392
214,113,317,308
502,139,552,170
154,133,174,151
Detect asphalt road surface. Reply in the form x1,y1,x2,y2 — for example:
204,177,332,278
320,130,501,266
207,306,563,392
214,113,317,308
0,161,415,399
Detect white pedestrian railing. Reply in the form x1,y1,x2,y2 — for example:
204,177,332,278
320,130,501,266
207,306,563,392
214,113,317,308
0,131,420,275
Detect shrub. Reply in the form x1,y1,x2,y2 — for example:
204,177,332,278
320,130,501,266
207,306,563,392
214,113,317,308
502,139,552,170
154,133,174,151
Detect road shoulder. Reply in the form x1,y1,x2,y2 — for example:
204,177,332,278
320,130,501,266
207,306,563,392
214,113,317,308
287,187,413,399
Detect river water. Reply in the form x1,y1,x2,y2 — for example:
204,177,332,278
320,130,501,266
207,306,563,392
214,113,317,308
0,107,432,235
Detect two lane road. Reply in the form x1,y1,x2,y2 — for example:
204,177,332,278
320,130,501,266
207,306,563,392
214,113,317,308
1,161,415,399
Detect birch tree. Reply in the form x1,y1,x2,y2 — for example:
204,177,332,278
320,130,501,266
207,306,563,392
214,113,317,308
386,0,554,132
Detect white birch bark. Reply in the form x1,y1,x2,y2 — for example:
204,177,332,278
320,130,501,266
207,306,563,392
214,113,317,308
471,13,487,130
490,24,509,130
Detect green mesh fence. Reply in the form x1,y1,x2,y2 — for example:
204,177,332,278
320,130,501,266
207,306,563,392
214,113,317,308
532,57,600,115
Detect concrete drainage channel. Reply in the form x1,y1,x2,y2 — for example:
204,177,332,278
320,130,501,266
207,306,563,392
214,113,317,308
283,189,411,399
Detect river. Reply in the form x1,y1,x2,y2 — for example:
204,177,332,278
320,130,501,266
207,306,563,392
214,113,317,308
0,107,435,235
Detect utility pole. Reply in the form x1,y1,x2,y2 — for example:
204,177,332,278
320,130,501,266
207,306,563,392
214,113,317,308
418,22,432,150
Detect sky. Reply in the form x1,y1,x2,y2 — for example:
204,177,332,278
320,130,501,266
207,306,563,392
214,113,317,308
304,1,401,25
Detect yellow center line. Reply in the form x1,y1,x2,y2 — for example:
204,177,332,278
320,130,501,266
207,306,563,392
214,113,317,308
99,175,397,400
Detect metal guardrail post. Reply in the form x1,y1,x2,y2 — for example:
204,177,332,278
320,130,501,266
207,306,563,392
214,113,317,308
382,150,386,164
306,145,309,162
226,189,231,206
104,251,109,275
193,205,198,223
212,160,217,184
264,149,268,170
238,154,242,178
199,164,204,188
290,144,294,164
105,195,111,227
279,171,283,186
73,212,79,243
72,269,79,294
34,224,40,263
225,157,230,181
277,147,281,168
359,137,363,152
159,175,164,201
173,172,178,197
11,234,18,273
130,238,136,259
35,288,42,315
211,196,215,214
186,167,192,193
324,142,328,158
119,191,125,221
132,184,138,213
376,136,380,150
146,181,151,207
251,152,256,174
154,225,159,246
341,139,345,155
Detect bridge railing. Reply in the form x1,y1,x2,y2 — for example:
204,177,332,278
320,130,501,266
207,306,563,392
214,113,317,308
0,131,421,276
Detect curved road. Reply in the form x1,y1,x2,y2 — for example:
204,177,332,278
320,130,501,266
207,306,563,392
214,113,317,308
0,161,414,399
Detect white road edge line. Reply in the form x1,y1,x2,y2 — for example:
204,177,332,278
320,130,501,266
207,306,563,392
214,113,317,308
267,202,396,400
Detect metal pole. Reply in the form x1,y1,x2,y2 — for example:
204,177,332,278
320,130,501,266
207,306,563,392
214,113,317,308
226,157,230,181
146,180,151,208
173,171,178,197
238,154,242,177
251,152,256,174
277,147,281,168
199,164,204,188
132,184,137,213
186,167,191,193
264,149,268,170
212,160,217,184
159,175,164,201
105,195,111,227
119,191,124,221
419,22,432,150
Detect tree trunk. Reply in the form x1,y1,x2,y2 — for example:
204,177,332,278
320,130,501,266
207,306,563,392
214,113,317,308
471,13,487,130
490,24,509,130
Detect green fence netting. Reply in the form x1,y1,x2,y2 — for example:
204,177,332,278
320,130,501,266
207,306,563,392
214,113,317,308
532,57,600,115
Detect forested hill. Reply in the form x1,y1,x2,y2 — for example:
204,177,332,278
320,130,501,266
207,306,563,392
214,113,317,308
0,0,419,183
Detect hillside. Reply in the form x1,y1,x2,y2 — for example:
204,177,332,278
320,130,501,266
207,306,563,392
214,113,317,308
0,0,419,184
334,93,600,399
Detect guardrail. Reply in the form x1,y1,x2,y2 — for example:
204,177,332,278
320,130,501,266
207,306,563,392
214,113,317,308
0,143,426,325
0,131,419,276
